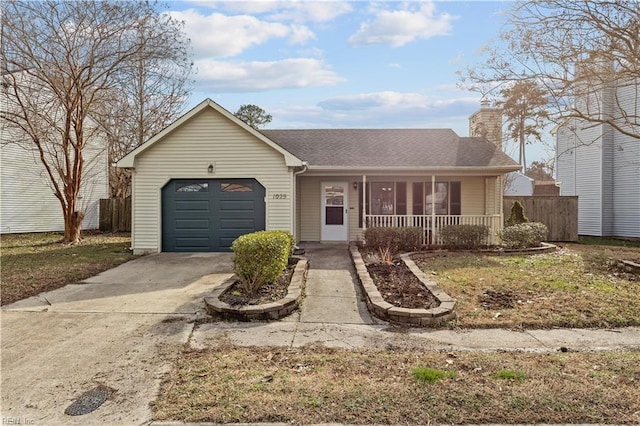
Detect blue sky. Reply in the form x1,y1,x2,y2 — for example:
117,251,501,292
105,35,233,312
167,1,553,164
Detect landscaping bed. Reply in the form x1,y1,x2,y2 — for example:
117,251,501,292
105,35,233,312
204,257,307,321
364,255,439,309
219,258,299,306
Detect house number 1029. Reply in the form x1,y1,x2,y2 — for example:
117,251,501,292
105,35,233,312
272,193,287,199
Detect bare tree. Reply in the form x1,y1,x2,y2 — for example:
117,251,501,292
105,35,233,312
234,104,273,130
526,160,555,181
97,11,193,198
459,0,640,141
1,0,192,242
497,81,549,173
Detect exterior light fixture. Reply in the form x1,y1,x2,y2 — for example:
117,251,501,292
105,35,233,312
207,164,214,173
353,181,358,190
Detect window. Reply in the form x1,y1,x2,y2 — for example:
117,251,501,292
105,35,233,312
371,182,394,215
221,182,252,192
425,181,461,215
176,182,208,192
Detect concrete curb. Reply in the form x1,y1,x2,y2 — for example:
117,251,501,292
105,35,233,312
204,258,308,321
349,246,456,326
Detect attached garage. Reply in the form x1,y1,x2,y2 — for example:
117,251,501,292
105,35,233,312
117,99,303,254
161,178,265,252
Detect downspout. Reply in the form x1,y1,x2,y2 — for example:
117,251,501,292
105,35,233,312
292,161,308,243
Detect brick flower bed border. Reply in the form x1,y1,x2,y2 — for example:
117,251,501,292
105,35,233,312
349,246,456,326
204,258,308,321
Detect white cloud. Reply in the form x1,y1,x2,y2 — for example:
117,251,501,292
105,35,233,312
387,63,402,69
194,58,346,92
349,2,455,47
220,1,353,23
168,9,315,58
272,91,481,129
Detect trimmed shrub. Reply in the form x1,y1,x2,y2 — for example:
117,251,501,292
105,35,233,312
439,224,490,249
506,200,529,226
364,227,423,254
499,222,548,249
231,230,293,295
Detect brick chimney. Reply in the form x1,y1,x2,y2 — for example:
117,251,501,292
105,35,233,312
469,100,503,149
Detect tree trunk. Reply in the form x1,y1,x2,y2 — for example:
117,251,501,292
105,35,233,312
63,210,85,243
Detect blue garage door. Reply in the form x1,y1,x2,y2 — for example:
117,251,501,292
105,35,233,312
162,179,265,252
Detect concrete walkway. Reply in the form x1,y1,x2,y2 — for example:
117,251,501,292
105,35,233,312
297,244,374,325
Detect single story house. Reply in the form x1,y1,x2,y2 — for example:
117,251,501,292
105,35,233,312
117,99,521,253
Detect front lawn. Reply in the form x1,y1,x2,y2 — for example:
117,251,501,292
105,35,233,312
413,243,640,329
1,231,136,305
153,346,640,424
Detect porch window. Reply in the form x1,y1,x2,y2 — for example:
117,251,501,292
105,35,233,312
371,182,394,215
425,182,461,215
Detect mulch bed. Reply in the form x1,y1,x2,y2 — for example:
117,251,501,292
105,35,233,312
220,258,298,306
366,258,439,309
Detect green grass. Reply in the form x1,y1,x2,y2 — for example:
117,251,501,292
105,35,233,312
495,369,527,381
412,367,457,383
1,231,136,305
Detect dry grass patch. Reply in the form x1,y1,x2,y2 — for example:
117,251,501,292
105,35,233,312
412,244,640,329
1,232,136,305
153,346,640,424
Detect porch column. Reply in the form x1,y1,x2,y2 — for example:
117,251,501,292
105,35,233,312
361,174,367,235
431,175,436,245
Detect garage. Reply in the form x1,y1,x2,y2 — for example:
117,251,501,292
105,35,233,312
161,178,265,252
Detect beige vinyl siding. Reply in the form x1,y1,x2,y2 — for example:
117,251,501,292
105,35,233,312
298,177,322,241
131,107,293,253
0,95,107,234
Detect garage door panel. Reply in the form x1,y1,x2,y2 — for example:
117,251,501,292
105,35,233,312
219,218,255,229
219,199,256,210
175,219,209,230
175,237,210,250
175,200,210,212
162,178,265,252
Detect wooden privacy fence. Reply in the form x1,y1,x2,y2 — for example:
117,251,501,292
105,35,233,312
503,196,578,242
99,197,131,232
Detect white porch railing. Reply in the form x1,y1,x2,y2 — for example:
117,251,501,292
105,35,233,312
365,214,502,245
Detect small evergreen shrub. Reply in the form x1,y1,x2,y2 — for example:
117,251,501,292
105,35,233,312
364,227,422,254
231,230,293,295
439,224,490,249
506,200,529,226
499,222,548,249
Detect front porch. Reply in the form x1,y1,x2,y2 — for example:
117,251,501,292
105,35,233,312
365,214,502,245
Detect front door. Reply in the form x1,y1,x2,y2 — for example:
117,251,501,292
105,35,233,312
321,182,348,241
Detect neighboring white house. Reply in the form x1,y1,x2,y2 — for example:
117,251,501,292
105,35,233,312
504,172,534,196
118,99,520,253
0,72,108,234
555,75,640,238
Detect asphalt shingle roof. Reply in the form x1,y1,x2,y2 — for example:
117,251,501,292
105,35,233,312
261,128,518,169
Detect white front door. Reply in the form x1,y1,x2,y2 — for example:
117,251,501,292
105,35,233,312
320,182,348,241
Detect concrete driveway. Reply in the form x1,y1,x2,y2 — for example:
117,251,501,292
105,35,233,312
1,252,233,425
